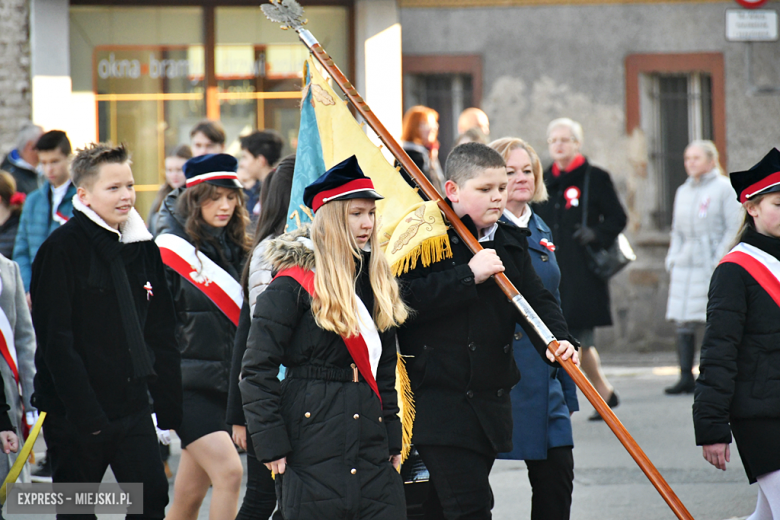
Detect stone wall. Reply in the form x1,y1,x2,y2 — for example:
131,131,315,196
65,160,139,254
401,1,780,352
0,0,32,157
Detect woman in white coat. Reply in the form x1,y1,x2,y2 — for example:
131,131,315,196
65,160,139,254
664,140,741,394
0,254,36,482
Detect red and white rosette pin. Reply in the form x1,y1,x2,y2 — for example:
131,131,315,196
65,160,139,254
540,238,556,252
564,186,581,209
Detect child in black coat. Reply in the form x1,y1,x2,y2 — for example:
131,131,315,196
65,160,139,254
397,143,578,520
30,143,182,518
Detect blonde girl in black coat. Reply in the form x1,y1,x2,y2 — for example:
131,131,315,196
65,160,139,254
240,156,409,520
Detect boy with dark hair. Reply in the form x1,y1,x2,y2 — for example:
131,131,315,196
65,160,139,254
398,142,578,520
238,130,284,217
190,120,226,156
14,130,78,297
31,143,182,518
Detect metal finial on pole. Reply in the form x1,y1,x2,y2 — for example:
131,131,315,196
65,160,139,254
261,0,307,31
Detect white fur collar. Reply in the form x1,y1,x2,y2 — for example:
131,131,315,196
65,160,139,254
72,194,153,244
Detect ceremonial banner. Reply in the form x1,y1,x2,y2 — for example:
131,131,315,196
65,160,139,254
287,58,452,275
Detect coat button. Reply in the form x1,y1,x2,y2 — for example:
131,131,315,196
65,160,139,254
462,276,473,284
351,468,357,475
540,254,549,262
466,390,474,398
469,342,476,351
378,417,383,423
514,332,523,341
497,389,504,397
305,412,311,418
353,414,359,420
452,236,460,244
503,344,511,353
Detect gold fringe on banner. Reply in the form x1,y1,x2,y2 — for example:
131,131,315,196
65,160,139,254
395,353,415,464
391,234,453,278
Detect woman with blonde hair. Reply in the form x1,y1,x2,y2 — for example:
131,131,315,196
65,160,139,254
240,155,408,520
490,137,578,520
664,139,741,394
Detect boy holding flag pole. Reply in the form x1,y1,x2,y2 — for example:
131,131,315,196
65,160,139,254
257,2,695,519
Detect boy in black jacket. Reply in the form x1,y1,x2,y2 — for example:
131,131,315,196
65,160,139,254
398,143,578,520
30,143,182,518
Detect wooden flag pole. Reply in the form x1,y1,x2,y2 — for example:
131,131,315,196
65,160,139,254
261,2,694,519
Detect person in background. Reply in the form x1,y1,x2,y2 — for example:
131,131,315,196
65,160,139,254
1,122,43,195
156,154,248,520
238,130,284,220
454,127,488,147
401,106,445,193
457,107,490,139
664,140,741,395
693,148,780,520
0,249,36,484
228,154,295,520
14,130,77,298
534,118,627,421
190,120,226,157
0,172,24,258
148,144,192,234
490,137,578,520
0,367,20,515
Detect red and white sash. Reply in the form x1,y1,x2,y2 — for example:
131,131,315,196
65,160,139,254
0,278,18,386
274,266,383,405
720,242,780,308
156,233,242,326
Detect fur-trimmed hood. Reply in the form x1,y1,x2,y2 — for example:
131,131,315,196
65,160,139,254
264,225,316,272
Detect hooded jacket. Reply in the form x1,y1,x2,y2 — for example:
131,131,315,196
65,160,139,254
155,188,245,395
665,170,742,323
239,227,406,520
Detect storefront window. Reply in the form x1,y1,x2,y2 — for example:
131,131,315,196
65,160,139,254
71,6,204,219
70,4,349,221
215,6,349,157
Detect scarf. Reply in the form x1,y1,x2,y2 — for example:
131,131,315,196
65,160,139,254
72,198,156,380
551,154,586,178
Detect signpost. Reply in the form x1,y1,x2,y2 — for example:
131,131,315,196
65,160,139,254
726,9,779,41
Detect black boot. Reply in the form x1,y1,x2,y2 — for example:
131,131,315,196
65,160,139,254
665,331,696,395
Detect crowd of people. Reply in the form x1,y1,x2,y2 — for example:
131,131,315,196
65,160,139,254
0,106,775,520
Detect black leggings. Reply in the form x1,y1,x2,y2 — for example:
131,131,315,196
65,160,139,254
236,432,280,520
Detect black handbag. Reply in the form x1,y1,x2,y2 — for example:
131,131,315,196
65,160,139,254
580,165,636,280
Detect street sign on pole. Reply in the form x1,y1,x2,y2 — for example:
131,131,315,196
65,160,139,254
726,9,778,41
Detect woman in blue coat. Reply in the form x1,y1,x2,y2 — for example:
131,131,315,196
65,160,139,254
490,137,579,520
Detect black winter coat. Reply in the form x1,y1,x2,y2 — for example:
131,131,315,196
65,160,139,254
1,153,39,195
693,228,780,446
397,214,576,455
155,188,245,395
30,208,182,434
240,228,405,520
534,159,627,329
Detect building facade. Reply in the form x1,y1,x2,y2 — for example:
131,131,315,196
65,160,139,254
10,0,780,351
400,0,780,351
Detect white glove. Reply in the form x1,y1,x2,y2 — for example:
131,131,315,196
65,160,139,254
25,410,39,426
151,413,171,446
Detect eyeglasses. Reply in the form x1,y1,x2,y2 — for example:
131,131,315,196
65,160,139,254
547,137,575,145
